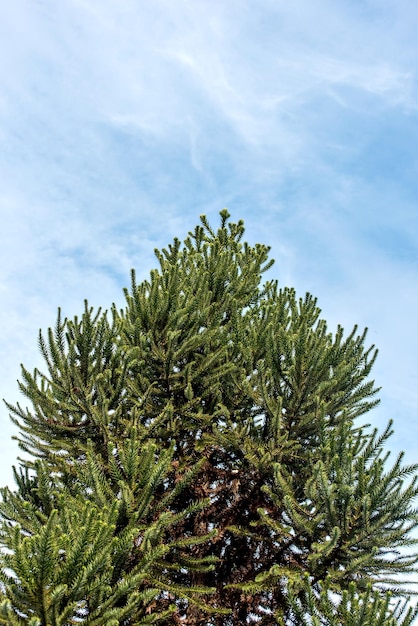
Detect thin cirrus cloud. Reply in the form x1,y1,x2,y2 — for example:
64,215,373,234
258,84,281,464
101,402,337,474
0,0,418,485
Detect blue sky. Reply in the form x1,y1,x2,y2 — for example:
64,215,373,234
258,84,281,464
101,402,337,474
1,0,418,490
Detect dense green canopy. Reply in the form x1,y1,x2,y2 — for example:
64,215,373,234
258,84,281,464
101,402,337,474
1,211,417,625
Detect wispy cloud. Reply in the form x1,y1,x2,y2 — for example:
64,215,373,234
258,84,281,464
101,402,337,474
1,0,418,484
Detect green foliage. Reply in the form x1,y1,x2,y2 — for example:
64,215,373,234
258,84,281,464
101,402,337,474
1,210,418,624
283,575,418,626
0,449,208,624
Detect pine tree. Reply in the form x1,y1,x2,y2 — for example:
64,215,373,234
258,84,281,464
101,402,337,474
1,210,418,625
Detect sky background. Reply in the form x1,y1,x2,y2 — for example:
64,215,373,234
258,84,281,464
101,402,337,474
0,0,417,497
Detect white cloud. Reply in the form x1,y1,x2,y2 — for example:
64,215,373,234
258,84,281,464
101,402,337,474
1,0,418,488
